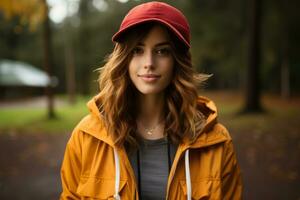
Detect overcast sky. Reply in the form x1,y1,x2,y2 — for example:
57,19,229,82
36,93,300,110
47,0,128,24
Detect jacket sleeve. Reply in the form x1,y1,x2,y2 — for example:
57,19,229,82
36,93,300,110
60,129,82,200
221,136,243,200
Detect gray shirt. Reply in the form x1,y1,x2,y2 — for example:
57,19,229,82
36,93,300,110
128,137,178,200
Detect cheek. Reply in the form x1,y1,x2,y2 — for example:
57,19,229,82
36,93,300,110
128,60,139,84
161,59,174,79
164,69,174,86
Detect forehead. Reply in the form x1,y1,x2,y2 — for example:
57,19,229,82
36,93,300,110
140,24,171,45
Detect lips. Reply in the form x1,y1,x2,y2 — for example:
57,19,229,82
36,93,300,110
138,74,161,78
138,74,161,82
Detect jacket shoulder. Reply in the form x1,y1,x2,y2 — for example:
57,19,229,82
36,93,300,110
69,113,113,146
214,123,232,141
66,114,98,144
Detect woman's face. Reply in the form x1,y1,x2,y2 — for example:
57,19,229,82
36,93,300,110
128,25,174,95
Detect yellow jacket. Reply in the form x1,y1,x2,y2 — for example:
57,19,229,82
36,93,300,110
60,95,243,200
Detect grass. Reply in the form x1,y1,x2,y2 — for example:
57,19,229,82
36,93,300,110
0,91,299,135
0,96,91,134
201,91,300,138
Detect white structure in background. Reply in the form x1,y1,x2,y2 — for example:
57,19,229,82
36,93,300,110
0,59,56,87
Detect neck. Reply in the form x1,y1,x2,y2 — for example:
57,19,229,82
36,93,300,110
136,92,166,139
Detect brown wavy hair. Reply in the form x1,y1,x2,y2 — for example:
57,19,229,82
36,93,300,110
97,23,211,148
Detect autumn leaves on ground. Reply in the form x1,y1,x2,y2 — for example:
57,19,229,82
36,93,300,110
0,91,299,200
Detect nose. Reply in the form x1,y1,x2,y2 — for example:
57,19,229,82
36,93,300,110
143,51,154,69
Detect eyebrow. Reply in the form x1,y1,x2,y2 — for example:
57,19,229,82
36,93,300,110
137,41,171,47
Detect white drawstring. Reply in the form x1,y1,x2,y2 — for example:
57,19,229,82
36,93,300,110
185,149,192,200
113,148,121,200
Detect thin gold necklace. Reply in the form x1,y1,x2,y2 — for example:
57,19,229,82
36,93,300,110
139,119,165,135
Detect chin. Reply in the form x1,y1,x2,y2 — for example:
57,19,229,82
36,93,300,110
137,88,164,95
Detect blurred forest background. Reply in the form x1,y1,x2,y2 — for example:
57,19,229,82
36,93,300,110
0,0,300,199
1,0,300,100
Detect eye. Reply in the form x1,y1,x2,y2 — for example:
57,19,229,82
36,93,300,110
156,48,171,56
132,47,143,56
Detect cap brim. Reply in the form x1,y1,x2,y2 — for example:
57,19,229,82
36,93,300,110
112,18,190,49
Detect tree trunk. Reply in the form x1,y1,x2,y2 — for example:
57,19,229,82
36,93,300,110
78,0,91,95
281,38,290,99
279,0,290,100
63,1,76,104
64,27,76,104
243,0,263,112
42,0,56,119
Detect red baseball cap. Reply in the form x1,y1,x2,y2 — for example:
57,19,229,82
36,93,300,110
112,1,190,49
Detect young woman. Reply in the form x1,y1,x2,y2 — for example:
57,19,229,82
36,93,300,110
60,2,242,200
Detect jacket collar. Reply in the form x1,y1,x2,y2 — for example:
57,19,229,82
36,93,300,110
77,94,115,147
179,96,227,150
78,95,227,149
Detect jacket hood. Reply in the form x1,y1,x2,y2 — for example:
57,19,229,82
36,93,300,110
77,94,228,148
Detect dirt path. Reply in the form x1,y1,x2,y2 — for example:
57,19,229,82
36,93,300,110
231,126,300,199
0,132,69,200
0,96,67,109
